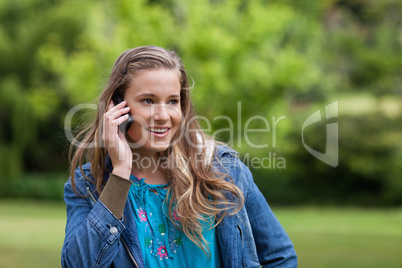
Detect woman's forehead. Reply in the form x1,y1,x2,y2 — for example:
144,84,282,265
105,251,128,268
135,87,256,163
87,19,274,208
125,69,181,97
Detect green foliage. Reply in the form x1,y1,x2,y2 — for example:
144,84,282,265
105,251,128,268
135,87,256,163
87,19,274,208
0,173,66,201
273,0,402,206
0,0,401,205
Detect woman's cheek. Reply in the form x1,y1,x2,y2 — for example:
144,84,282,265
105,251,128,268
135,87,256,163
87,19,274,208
127,120,147,145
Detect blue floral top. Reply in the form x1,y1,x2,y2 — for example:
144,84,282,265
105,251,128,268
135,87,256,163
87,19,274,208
128,175,221,267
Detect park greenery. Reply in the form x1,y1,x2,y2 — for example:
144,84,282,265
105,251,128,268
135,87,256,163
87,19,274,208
0,0,401,205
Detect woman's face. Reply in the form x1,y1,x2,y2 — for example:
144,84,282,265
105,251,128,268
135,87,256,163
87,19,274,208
124,69,182,157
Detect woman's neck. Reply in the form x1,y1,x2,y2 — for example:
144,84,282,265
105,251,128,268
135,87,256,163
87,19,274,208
131,153,169,185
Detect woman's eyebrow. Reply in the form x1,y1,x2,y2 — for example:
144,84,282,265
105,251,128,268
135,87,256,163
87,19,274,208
137,93,156,97
137,93,180,98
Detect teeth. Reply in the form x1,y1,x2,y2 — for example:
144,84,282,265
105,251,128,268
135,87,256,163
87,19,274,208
148,128,168,133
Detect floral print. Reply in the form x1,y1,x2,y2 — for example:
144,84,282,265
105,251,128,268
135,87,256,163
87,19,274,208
156,245,168,260
135,201,183,261
172,209,180,222
128,174,220,266
130,175,184,262
145,237,152,248
137,208,147,222
158,224,166,235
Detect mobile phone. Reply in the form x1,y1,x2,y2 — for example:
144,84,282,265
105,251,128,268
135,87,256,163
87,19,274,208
111,94,133,133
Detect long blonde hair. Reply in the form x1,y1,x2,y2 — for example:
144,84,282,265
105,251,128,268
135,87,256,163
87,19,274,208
69,46,244,255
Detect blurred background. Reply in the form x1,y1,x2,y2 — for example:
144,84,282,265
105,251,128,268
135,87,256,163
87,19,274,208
0,0,401,267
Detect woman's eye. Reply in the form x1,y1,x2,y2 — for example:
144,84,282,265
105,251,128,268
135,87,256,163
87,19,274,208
142,99,153,104
168,99,179,105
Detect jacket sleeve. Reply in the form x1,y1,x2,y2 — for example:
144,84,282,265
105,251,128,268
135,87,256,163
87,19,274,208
240,162,297,267
61,172,126,268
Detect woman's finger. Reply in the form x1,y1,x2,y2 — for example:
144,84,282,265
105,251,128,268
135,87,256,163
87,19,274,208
103,112,117,148
105,103,129,119
115,114,129,126
109,107,130,119
107,100,126,112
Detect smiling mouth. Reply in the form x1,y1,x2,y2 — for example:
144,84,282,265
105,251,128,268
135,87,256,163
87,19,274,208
146,128,170,134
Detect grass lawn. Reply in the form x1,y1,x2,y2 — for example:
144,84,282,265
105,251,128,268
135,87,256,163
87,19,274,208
275,207,402,268
0,200,401,268
0,200,66,268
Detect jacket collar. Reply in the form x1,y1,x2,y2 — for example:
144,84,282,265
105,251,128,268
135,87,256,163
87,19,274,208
214,145,239,157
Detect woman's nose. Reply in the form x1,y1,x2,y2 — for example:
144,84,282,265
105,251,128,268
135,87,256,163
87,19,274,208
152,104,169,121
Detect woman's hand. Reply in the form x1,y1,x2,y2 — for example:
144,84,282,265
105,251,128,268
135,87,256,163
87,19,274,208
102,101,132,180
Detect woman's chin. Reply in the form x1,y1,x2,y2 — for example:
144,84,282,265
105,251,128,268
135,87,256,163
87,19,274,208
139,142,170,155
150,144,170,153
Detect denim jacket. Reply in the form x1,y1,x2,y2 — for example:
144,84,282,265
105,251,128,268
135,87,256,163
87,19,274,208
61,146,297,267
